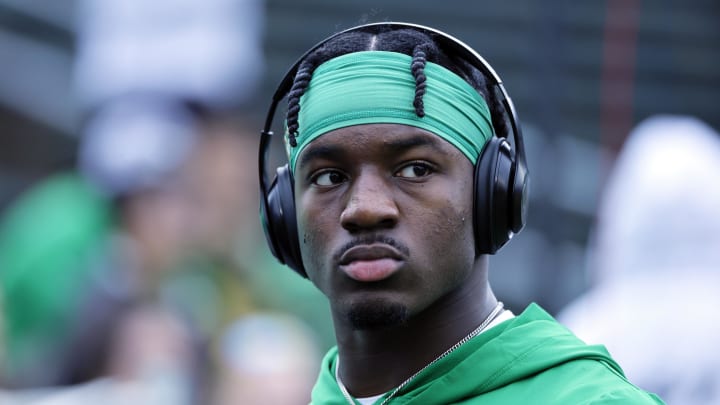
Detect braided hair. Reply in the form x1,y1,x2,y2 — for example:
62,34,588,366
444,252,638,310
285,27,508,147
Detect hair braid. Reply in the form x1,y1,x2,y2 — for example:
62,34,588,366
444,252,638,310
411,44,432,117
286,61,315,147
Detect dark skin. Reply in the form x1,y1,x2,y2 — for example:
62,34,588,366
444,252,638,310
295,123,499,396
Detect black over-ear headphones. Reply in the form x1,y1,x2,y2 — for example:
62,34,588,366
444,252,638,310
259,22,529,278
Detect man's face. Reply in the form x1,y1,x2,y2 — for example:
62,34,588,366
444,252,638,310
294,123,477,330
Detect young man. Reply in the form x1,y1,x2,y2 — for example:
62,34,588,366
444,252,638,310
259,23,664,404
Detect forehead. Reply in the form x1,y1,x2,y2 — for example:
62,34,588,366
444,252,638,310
295,123,465,168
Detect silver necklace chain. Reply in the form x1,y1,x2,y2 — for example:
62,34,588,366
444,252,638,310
335,301,505,405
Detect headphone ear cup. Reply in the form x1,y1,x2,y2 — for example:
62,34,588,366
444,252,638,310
263,164,307,277
510,156,529,234
474,137,514,254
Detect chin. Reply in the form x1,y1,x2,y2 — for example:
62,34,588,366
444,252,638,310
346,298,410,330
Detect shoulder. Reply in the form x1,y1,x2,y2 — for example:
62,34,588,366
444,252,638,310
527,358,665,404
452,356,664,404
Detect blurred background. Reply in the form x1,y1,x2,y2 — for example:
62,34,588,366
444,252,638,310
0,0,718,404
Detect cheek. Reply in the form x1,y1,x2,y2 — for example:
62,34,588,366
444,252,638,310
415,178,476,277
296,198,333,283
455,181,477,252
454,172,477,251
429,203,475,261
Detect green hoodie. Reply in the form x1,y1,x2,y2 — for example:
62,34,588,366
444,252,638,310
0,173,112,378
310,304,664,404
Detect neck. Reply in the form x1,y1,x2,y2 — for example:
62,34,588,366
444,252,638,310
333,260,497,397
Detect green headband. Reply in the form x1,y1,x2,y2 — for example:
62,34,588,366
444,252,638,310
286,50,494,172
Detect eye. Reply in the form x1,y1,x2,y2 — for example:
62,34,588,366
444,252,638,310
395,162,434,178
311,170,347,186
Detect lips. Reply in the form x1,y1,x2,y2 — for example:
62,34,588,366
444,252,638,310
338,244,404,282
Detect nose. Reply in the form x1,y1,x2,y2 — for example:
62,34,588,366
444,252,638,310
340,171,399,233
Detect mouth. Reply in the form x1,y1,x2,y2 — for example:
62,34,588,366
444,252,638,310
338,244,404,282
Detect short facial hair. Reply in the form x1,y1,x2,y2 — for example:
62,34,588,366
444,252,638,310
346,298,410,330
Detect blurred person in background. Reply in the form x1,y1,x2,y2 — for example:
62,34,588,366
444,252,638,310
211,312,321,405
52,96,208,395
0,159,115,387
154,112,333,402
0,96,210,402
175,116,333,353
558,115,720,405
